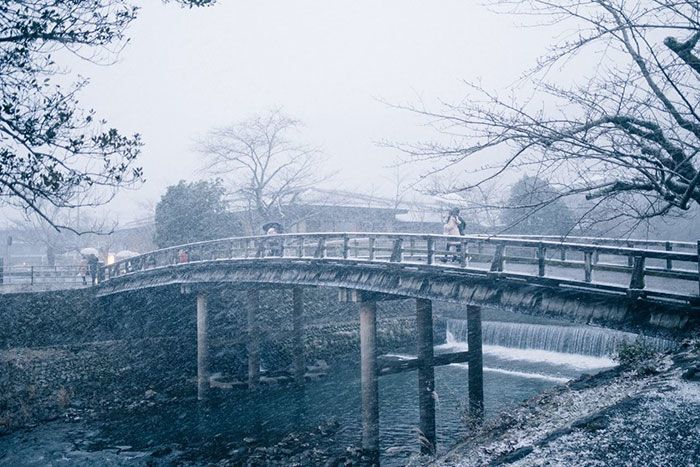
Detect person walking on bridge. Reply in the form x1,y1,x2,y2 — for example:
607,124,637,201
263,222,284,256
87,254,99,285
443,208,466,262
78,257,88,285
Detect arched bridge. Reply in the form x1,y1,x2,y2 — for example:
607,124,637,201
96,232,699,461
99,232,700,333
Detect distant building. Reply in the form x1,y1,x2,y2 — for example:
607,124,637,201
230,188,456,234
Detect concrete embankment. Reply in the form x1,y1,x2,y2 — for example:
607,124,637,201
436,337,700,466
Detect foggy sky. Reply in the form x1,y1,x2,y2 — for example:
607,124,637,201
62,1,555,223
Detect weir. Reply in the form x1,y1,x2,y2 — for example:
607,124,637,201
446,319,675,357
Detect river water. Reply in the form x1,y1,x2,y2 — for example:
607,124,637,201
0,320,673,466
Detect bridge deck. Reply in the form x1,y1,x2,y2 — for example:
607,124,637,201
3,233,698,310
100,233,699,306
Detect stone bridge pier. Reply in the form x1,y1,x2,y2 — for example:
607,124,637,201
196,291,209,400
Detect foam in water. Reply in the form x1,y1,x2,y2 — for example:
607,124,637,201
449,363,571,383
387,351,576,382
438,341,615,371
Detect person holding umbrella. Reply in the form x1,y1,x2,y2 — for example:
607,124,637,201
79,247,100,285
262,222,284,256
88,254,100,285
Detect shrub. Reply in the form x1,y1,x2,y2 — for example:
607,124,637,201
613,339,658,375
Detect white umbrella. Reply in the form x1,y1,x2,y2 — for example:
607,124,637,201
115,250,139,260
80,247,99,257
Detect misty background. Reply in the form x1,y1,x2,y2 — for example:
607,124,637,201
47,1,554,221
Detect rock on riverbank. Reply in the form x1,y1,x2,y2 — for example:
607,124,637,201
437,338,700,466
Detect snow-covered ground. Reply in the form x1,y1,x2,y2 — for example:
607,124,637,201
437,340,700,466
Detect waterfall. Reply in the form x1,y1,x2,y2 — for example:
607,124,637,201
446,319,674,358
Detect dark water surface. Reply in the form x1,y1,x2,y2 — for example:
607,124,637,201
87,359,557,465
0,360,562,466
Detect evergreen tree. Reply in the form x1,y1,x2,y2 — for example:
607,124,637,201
154,180,241,248
502,176,576,236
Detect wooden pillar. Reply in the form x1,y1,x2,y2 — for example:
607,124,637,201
292,287,305,386
584,252,593,283
196,292,209,401
360,301,379,464
416,298,436,455
247,289,260,390
697,240,700,295
627,241,634,267
467,305,484,419
629,256,646,290
489,244,505,272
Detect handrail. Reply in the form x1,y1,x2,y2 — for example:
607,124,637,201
0,265,84,286
473,234,696,249
100,233,700,303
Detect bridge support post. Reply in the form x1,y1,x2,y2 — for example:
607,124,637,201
292,287,305,386
247,289,260,390
196,292,209,401
416,298,436,455
467,305,484,420
360,300,379,464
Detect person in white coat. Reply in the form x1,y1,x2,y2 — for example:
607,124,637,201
443,208,465,262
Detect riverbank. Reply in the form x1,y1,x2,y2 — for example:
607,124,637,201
0,415,365,466
437,337,700,466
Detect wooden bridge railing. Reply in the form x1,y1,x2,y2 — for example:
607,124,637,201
0,265,84,286
101,233,700,304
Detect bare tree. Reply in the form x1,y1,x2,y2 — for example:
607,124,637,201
198,110,326,232
12,204,117,266
394,0,700,230
455,182,507,233
381,166,413,211
0,0,214,232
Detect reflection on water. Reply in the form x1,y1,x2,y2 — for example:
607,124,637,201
94,359,561,465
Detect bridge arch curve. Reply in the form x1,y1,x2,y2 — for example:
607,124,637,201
98,233,700,335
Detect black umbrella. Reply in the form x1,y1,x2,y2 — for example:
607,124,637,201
262,222,283,233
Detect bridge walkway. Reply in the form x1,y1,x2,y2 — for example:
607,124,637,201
101,233,700,305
